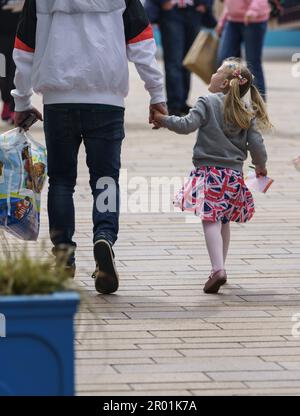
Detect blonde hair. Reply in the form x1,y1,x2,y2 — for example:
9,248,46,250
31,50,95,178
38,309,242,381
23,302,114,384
222,58,272,131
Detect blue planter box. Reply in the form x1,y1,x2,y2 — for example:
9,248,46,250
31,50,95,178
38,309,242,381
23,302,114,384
0,292,80,396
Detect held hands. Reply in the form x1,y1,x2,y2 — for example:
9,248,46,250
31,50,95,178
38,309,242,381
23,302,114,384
153,111,168,129
149,102,168,130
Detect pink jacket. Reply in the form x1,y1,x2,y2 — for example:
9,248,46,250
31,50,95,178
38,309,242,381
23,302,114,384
219,0,270,28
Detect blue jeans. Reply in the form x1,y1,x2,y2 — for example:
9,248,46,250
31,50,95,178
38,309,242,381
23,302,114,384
44,104,125,251
160,7,203,110
217,21,268,99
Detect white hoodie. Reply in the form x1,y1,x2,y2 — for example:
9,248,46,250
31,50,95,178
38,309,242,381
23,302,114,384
12,0,165,111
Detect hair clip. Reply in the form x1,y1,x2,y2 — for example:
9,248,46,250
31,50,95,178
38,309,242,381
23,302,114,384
227,63,237,70
232,69,248,86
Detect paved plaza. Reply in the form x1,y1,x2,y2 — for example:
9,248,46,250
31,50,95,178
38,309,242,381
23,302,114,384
1,59,300,396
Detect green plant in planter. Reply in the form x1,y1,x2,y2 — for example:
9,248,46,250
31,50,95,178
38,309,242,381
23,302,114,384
0,250,71,295
0,233,72,295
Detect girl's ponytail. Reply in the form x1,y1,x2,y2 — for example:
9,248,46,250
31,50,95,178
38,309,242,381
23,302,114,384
250,84,273,130
224,77,254,130
222,59,272,131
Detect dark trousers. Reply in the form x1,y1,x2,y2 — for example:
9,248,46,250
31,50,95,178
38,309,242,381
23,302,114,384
217,21,268,100
0,33,16,110
44,104,125,252
160,7,202,111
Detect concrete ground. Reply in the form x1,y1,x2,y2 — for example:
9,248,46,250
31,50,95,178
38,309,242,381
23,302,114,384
1,58,300,396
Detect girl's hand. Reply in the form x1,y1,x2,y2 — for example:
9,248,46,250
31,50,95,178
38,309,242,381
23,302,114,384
149,102,167,124
255,166,268,177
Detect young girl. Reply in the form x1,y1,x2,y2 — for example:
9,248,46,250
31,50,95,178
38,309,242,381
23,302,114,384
153,58,271,294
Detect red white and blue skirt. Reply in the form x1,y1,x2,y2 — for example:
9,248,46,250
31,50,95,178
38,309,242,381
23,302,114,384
174,166,255,223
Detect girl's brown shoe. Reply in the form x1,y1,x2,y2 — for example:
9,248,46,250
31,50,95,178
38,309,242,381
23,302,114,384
203,269,227,294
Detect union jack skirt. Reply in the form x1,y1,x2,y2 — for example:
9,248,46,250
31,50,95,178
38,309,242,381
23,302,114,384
174,166,255,223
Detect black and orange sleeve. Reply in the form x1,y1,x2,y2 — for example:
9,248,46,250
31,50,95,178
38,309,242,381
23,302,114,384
14,0,37,53
123,0,154,45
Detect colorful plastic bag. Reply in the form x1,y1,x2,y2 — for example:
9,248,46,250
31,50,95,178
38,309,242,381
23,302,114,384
0,128,47,241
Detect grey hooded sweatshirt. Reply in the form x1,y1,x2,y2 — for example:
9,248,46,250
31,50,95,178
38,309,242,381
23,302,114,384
162,93,267,172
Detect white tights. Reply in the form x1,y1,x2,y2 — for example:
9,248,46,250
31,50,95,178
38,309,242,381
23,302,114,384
202,220,230,272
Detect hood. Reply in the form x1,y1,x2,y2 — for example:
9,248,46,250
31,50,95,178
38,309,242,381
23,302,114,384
36,0,125,14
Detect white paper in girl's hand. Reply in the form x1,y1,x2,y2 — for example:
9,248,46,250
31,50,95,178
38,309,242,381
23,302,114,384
245,171,274,193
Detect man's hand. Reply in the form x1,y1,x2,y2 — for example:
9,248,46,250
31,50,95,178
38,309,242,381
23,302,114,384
161,1,174,11
149,102,168,129
255,166,268,178
15,107,43,131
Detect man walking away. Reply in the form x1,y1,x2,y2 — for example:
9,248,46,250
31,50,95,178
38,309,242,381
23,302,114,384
12,0,166,294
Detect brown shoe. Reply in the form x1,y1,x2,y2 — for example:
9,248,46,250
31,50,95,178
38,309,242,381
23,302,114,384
203,269,227,294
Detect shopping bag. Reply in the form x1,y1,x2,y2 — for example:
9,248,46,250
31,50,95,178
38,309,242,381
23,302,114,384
0,128,47,241
183,31,219,84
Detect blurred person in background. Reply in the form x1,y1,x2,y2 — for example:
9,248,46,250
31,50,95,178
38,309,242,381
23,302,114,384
0,0,24,124
216,0,270,100
145,0,216,116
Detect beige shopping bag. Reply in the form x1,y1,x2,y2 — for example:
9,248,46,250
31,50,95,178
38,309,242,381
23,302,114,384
183,31,219,85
